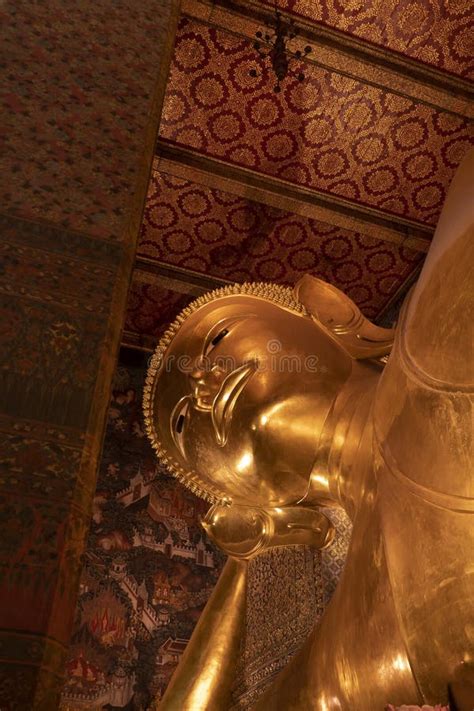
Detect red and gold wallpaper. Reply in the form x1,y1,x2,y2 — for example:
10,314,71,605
130,170,422,326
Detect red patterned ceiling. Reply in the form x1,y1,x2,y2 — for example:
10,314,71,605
126,11,473,346
159,19,473,227
264,0,474,79
133,171,422,321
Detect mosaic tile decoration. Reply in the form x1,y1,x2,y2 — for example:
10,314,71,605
231,508,352,710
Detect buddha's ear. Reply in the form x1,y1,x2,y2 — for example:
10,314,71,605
294,274,395,360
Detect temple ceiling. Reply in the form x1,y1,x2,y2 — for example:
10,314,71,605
260,0,473,78
124,0,473,350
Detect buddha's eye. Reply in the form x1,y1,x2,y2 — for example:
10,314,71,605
211,328,228,347
204,327,231,356
202,316,255,358
171,397,190,457
176,413,186,434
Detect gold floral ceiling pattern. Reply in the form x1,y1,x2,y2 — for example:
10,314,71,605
159,18,472,226
124,3,473,348
262,0,474,79
130,171,421,327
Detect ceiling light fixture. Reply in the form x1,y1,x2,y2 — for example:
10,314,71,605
249,2,312,93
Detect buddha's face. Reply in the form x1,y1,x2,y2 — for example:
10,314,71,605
151,294,352,507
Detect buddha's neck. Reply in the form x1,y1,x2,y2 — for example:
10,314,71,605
304,361,379,520
330,363,379,518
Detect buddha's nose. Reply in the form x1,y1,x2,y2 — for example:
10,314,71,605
189,364,226,411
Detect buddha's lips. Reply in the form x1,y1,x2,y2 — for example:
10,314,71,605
211,362,256,447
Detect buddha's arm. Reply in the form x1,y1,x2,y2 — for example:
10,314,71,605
401,147,473,386
157,557,247,711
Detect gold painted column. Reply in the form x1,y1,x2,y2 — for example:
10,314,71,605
0,1,180,708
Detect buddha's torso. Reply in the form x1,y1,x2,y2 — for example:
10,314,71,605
254,407,421,710
372,292,474,704
255,290,473,709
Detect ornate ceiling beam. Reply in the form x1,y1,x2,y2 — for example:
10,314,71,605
182,0,473,119
134,255,232,294
156,140,433,253
121,329,156,352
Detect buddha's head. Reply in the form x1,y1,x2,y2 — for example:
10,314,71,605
144,276,393,508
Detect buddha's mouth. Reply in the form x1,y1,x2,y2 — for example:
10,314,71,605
211,362,256,447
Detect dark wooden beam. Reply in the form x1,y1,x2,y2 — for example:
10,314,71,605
134,255,232,294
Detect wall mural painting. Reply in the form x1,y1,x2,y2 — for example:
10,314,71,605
60,353,225,711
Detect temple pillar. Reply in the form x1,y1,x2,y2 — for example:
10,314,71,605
0,1,180,707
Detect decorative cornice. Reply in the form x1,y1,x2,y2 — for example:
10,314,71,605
121,329,157,352
123,259,232,351
181,0,474,119
156,140,433,253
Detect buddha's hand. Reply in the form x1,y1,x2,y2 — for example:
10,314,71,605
201,503,335,560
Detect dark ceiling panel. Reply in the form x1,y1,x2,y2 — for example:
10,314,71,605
124,279,191,344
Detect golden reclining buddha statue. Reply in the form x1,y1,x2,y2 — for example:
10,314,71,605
143,150,473,710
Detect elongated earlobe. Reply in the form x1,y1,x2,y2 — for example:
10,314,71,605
294,274,395,359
